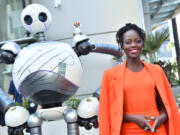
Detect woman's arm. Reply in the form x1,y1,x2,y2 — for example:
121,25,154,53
152,89,168,131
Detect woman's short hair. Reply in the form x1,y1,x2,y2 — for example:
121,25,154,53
116,23,146,48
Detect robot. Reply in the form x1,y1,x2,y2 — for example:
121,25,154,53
0,3,123,135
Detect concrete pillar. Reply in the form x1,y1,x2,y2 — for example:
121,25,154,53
172,18,180,79
141,0,152,33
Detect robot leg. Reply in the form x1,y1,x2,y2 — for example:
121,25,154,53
76,87,100,130
7,124,26,135
27,113,42,135
64,108,79,135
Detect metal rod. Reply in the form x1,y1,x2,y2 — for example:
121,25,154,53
22,0,26,8
27,114,42,135
64,108,80,135
0,37,37,47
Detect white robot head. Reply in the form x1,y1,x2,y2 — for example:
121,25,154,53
21,4,52,34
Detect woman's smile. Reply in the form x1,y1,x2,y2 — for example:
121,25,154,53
122,30,143,59
130,48,138,54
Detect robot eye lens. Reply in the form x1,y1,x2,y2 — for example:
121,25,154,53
39,12,47,22
24,15,33,25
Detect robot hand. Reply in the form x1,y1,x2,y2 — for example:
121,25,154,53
72,33,95,56
72,22,95,57
54,0,62,8
74,40,95,57
0,41,21,64
77,96,99,130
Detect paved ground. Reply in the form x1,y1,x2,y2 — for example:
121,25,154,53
0,120,99,135
1,86,180,135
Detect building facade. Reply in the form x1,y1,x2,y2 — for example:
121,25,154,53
0,0,144,95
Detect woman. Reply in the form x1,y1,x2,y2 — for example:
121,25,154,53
99,23,180,135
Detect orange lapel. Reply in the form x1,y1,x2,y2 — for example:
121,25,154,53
110,61,126,134
112,61,126,109
142,61,176,134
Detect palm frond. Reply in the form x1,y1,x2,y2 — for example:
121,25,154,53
143,28,170,55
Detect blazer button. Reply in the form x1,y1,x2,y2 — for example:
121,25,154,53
169,117,172,121
114,112,117,115
164,101,168,106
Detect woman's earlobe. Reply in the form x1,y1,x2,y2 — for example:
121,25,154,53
121,45,124,50
143,41,145,47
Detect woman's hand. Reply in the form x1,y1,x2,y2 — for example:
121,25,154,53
133,115,153,131
123,114,152,131
151,113,167,132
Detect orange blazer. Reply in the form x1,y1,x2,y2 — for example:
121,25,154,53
99,61,180,135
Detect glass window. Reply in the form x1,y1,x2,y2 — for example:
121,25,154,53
0,0,25,91
0,0,25,42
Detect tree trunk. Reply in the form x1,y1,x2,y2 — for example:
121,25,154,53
149,53,156,63
172,18,180,79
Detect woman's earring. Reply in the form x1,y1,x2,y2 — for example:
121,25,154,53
121,49,124,55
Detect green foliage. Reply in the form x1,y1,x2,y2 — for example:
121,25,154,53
175,80,180,85
15,102,21,106
154,60,178,86
64,95,81,109
23,98,30,109
142,28,170,61
15,98,30,109
143,28,169,54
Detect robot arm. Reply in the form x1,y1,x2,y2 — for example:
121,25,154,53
72,33,123,59
91,43,123,59
0,40,33,133
0,37,37,64
0,88,16,114
71,22,123,58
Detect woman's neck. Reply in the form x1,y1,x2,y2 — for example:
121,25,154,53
126,58,144,72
